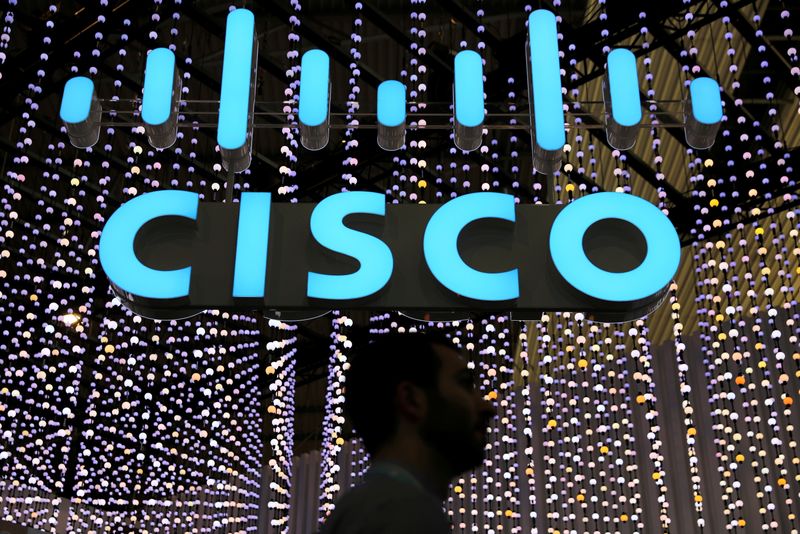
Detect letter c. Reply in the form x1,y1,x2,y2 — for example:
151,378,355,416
99,190,198,299
423,192,519,301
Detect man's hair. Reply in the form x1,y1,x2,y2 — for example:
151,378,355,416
344,331,452,456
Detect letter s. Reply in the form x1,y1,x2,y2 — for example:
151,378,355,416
307,192,394,300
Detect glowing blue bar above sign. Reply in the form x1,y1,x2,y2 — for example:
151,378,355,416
607,48,642,127
548,192,680,302
454,50,484,128
99,190,198,300
377,80,406,128
689,77,723,125
217,8,255,150
423,192,519,301
57,7,722,168
528,9,566,151
142,48,176,126
60,76,94,124
299,49,331,128
232,193,271,298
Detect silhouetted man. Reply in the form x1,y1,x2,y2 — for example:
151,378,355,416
319,332,495,533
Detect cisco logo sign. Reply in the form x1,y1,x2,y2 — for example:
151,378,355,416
97,189,680,322
59,8,723,174
57,8,715,321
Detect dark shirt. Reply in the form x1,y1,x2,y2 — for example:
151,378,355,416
318,462,451,534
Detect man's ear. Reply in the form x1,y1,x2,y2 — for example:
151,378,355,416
395,381,427,422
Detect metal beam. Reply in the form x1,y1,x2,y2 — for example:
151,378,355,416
0,2,156,129
263,0,383,89
726,8,796,93
679,147,800,244
435,0,504,53
563,0,757,90
564,95,693,224
648,23,778,149
360,0,453,76
0,2,137,106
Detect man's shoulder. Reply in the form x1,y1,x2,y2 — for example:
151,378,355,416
319,478,449,534
334,476,442,511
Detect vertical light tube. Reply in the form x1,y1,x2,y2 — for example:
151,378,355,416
142,47,181,149
684,77,722,149
60,76,102,148
527,9,565,174
453,50,484,152
218,8,257,172
603,48,641,150
377,80,406,151
298,49,331,150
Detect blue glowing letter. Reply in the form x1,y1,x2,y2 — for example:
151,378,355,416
307,192,393,300
218,9,255,150
232,193,271,298
423,192,519,301
548,192,680,302
99,190,198,300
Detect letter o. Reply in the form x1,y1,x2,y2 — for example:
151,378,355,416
548,192,680,302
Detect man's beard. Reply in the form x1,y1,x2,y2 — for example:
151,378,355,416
419,393,488,475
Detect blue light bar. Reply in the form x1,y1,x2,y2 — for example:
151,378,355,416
607,48,641,127
218,8,255,151
454,50,484,129
60,77,94,124
142,48,176,126
683,76,723,149
689,77,723,124
233,193,271,298
299,49,331,128
528,9,565,151
377,80,406,128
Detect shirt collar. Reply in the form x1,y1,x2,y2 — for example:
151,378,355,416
366,461,426,491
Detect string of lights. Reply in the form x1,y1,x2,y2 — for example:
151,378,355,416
317,312,351,525
265,318,298,533
668,280,708,529
317,0,364,522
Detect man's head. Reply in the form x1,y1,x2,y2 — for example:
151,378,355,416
344,332,495,474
